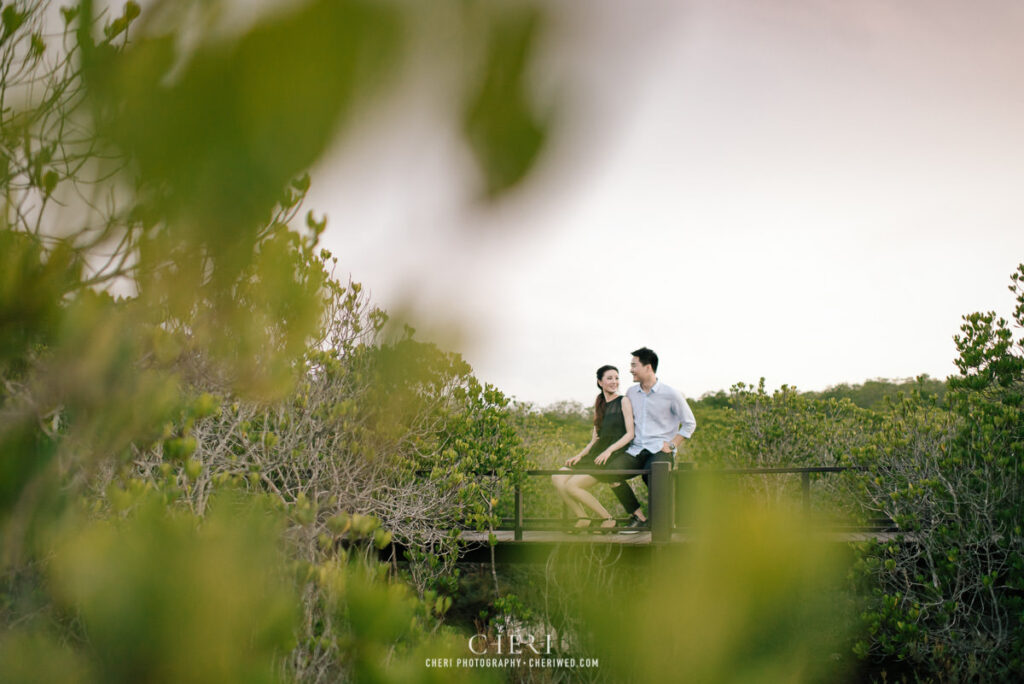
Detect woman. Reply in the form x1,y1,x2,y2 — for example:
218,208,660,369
551,365,635,531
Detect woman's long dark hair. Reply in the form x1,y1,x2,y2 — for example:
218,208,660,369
593,365,618,428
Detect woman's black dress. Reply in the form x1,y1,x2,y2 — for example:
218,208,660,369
573,396,628,477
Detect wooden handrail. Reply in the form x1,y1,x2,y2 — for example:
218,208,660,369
511,464,873,542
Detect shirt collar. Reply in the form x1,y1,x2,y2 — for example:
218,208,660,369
635,379,661,394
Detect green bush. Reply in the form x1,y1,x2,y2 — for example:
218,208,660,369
850,265,1024,680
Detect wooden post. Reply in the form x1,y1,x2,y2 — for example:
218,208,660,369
801,471,811,520
514,484,523,541
651,461,673,543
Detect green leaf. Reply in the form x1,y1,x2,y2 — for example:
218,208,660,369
81,0,400,232
463,7,549,198
2,7,28,39
42,170,59,195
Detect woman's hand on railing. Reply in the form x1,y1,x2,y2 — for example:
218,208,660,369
565,454,582,467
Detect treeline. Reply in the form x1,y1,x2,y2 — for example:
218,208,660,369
693,375,948,412
539,375,950,428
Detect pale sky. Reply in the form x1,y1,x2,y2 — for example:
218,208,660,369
310,0,1024,407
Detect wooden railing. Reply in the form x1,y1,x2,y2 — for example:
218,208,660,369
503,464,887,543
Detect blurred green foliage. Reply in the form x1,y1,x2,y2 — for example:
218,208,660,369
582,491,852,683
3,1,1022,682
2,0,550,681
49,491,296,684
80,0,398,232
462,5,549,199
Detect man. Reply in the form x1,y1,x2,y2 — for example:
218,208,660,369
616,346,697,534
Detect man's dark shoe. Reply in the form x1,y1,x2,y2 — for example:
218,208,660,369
618,514,647,534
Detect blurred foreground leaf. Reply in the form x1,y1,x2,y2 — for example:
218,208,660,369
47,491,296,684
79,0,400,235
463,6,549,198
581,485,852,683
2,0,556,680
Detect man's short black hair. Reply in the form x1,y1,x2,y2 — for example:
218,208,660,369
631,347,658,373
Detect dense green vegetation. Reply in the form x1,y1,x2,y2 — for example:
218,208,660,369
2,2,1022,682
1,2,542,682
696,375,948,413
518,311,1024,681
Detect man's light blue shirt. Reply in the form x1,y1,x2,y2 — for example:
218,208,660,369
626,380,697,456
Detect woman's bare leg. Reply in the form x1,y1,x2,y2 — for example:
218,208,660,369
565,474,613,521
552,468,586,518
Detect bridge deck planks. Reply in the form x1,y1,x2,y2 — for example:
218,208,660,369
459,530,906,545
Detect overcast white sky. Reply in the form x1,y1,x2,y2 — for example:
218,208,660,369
309,0,1024,407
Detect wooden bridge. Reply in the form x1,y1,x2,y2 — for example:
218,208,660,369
453,464,900,563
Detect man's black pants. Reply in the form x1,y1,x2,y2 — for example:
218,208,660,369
601,449,674,517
